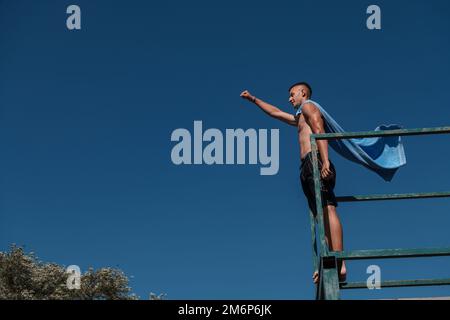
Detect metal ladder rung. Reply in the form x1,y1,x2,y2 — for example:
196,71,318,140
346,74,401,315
329,247,450,260
340,278,450,289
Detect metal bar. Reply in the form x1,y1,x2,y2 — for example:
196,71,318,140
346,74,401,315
322,268,341,299
336,191,450,203
330,247,450,260
310,138,328,256
321,257,341,300
309,210,319,275
312,126,450,140
316,261,323,300
341,278,450,290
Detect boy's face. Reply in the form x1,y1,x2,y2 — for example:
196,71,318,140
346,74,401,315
289,87,304,108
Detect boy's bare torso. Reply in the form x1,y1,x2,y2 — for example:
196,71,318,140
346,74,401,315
297,113,314,160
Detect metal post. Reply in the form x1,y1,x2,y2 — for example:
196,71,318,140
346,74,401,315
321,256,341,300
310,138,328,256
309,209,318,276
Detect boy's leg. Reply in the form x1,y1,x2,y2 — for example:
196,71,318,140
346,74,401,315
324,205,346,281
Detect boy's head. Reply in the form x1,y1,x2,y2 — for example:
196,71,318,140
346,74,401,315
288,82,312,108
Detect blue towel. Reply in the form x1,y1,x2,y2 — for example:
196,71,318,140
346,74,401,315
295,100,406,181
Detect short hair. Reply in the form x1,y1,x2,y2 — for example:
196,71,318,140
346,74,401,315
288,82,312,98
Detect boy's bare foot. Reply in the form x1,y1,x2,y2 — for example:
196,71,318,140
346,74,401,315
313,271,319,284
338,260,347,282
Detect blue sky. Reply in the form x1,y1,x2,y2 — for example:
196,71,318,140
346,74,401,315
1,0,450,299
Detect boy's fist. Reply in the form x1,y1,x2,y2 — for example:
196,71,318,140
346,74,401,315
240,90,255,102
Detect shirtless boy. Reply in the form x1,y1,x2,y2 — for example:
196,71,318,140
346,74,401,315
240,82,346,283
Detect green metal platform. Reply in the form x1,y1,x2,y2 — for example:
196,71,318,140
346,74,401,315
308,126,450,300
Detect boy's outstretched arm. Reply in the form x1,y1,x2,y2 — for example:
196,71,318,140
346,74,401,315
240,90,297,126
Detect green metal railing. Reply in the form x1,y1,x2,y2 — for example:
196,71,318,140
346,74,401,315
308,126,450,300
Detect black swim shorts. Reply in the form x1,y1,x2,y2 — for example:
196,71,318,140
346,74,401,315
300,151,338,216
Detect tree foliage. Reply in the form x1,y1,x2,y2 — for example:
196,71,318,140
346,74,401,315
0,245,138,300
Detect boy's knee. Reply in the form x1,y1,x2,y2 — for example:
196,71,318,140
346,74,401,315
324,204,336,214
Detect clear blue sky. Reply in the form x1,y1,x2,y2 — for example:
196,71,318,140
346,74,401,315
1,0,450,299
